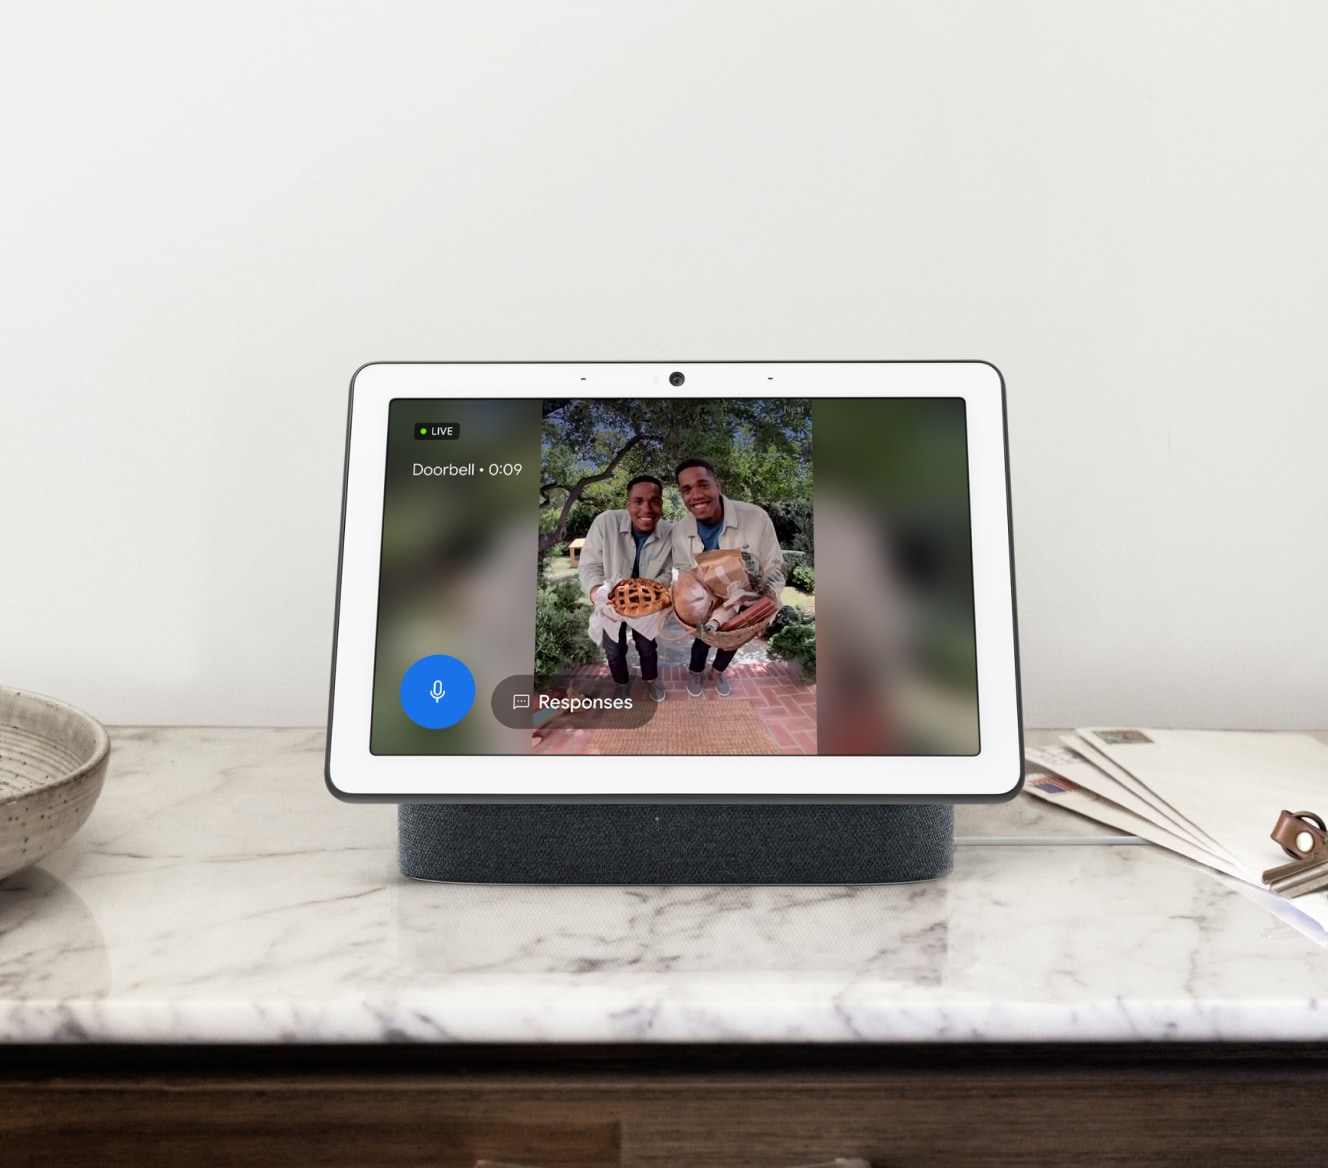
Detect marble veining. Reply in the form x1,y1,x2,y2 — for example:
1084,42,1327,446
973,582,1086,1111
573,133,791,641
0,727,1324,1044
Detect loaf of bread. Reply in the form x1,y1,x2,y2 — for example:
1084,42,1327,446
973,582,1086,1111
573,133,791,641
671,570,715,625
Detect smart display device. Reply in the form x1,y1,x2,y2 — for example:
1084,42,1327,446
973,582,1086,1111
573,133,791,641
327,362,1022,818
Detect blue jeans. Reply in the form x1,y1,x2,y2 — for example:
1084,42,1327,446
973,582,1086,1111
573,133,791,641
602,625,659,684
690,639,737,674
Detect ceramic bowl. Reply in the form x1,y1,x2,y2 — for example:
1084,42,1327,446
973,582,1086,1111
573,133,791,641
0,687,110,881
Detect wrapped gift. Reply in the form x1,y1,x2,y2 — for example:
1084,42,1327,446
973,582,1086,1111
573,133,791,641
717,594,779,632
694,548,750,598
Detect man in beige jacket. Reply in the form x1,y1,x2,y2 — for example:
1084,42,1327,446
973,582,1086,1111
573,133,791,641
671,459,785,698
578,475,673,702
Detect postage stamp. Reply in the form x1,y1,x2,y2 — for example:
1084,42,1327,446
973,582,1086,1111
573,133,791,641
1094,729,1154,745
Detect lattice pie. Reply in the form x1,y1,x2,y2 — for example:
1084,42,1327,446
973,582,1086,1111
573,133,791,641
609,577,673,617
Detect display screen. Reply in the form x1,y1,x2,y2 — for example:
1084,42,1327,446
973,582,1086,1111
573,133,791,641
369,397,979,757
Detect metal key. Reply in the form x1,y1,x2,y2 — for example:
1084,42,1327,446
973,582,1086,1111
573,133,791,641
1263,852,1328,898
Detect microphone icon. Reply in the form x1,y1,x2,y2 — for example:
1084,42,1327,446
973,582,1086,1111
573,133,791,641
430,680,445,703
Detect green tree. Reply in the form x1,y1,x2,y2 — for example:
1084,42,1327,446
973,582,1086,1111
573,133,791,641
539,398,812,551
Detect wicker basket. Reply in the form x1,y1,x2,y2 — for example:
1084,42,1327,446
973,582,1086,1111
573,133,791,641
675,609,777,650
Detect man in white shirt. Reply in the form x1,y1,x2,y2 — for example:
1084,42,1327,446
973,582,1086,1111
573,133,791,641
671,459,785,698
577,475,673,702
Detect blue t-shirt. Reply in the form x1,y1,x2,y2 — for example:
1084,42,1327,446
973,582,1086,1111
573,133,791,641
697,512,724,552
631,529,649,577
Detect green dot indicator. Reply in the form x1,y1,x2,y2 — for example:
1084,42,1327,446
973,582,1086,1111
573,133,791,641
419,427,427,435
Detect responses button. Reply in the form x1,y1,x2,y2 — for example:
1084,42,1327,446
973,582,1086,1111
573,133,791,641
490,673,659,731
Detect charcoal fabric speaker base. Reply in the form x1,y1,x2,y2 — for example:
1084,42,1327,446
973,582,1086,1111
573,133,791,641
398,804,953,884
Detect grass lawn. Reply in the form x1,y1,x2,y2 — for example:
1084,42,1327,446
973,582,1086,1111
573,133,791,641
545,554,578,581
782,586,815,613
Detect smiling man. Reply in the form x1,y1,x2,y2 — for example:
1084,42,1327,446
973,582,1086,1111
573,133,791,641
672,459,785,698
578,475,673,702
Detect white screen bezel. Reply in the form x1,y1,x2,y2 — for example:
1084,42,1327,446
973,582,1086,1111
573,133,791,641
327,362,1021,801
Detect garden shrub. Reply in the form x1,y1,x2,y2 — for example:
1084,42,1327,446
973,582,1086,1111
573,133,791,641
767,499,814,561
787,561,815,594
768,619,816,681
534,578,601,687
767,604,808,639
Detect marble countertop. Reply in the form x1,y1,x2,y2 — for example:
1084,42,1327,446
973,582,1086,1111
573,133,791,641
1,727,1324,1045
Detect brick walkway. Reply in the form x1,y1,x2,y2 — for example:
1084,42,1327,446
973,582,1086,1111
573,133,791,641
532,661,816,755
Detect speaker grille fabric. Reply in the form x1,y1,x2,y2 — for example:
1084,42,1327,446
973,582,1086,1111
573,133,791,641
398,804,953,884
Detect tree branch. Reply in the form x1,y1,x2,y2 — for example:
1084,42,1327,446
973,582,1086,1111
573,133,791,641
538,433,645,552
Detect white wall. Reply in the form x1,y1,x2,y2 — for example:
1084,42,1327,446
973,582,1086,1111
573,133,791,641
3,2,1325,729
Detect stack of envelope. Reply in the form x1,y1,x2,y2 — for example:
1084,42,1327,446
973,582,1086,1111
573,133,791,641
1025,729,1328,940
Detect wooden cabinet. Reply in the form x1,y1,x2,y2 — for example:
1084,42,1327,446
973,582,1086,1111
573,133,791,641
7,1044,1328,1166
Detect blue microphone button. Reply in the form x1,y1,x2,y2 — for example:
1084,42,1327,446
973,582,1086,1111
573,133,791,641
400,655,476,730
